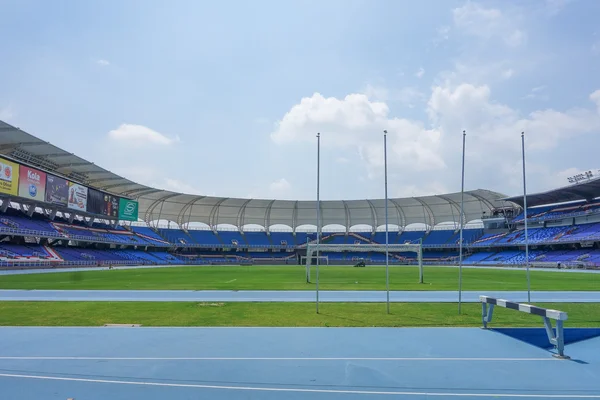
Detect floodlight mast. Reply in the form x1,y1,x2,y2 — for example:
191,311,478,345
315,132,321,314
458,130,466,314
522,131,531,303
384,129,390,315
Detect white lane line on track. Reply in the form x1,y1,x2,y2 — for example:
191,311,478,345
0,372,598,398
0,356,555,361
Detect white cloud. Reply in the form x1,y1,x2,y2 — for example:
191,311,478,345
438,61,517,88
555,167,587,183
269,178,292,198
108,124,180,146
545,0,573,16
501,69,515,79
0,104,15,121
162,178,204,195
97,59,110,66
394,182,450,197
270,92,445,177
453,2,526,47
523,85,549,101
111,165,208,195
364,84,425,107
336,157,350,164
433,26,451,46
363,85,389,101
271,84,600,195
430,83,600,152
591,90,600,113
415,67,425,78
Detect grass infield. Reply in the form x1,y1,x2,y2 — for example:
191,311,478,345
0,265,599,291
0,301,598,327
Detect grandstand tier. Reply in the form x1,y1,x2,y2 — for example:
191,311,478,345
0,204,599,269
2,119,600,270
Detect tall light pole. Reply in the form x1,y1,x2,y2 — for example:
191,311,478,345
458,130,466,314
383,130,390,314
521,132,531,303
316,132,321,313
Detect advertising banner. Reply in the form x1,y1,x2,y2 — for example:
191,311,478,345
87,189,120,217
67,182,88,211
118,198,139,221
45,175,69,206
18,165,47,201
87,188,104,215
0,157,20,196
104,193,119,218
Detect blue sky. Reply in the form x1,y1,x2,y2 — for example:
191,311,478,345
1,0,600,201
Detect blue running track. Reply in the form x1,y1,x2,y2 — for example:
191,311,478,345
0,326,598,399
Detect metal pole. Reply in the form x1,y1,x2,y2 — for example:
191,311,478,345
522,131,531,303
458,130,466,314
316,132,321,314
306,237,310,283
384,130,390,314
418,237,423,283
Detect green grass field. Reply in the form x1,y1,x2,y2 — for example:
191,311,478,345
1,265,598,327
1,301,598,327
0,265,598,291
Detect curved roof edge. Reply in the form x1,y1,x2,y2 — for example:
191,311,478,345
503,176,600,208
0,120,515,229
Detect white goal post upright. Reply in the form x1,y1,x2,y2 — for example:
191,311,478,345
305,243,423,312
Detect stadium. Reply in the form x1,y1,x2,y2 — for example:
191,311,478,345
0,119,600,398
1,119,600,269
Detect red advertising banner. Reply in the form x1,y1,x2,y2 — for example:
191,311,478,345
18,165,47,201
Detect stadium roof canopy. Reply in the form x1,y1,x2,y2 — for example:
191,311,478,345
503,177,600,208
0,120,514,230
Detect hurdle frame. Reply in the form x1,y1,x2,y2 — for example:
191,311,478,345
480,295,569,359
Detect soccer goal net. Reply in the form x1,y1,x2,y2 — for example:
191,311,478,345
304,243,423,284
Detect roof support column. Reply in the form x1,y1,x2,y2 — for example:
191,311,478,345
264,200,276,234
208,198,228,231
292,201,299,232
389,199,406,229
366,200,378,234
236,199,252,230
413,197,435,229
342,200,350,234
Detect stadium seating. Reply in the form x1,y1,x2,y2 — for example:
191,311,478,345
243,231,271,246
397,230,426,244
158,228,194,246
422,230,455,245
513,202,600,223
186,230,221,246
2,203,600,270
0,213,60,236
131,226,169,243
371,232,401,244
463,251,495,264
217,230,246,246
269,232,296,247
294,232,317,245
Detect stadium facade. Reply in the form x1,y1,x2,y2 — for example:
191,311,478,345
1,120,600,269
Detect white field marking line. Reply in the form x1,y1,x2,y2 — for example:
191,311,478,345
0,356,554,361
224,279,237,283
0,373,599,398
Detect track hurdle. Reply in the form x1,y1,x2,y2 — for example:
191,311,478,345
480,295,569,359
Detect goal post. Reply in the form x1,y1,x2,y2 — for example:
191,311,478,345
304,243,423,284
300,255,329,269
